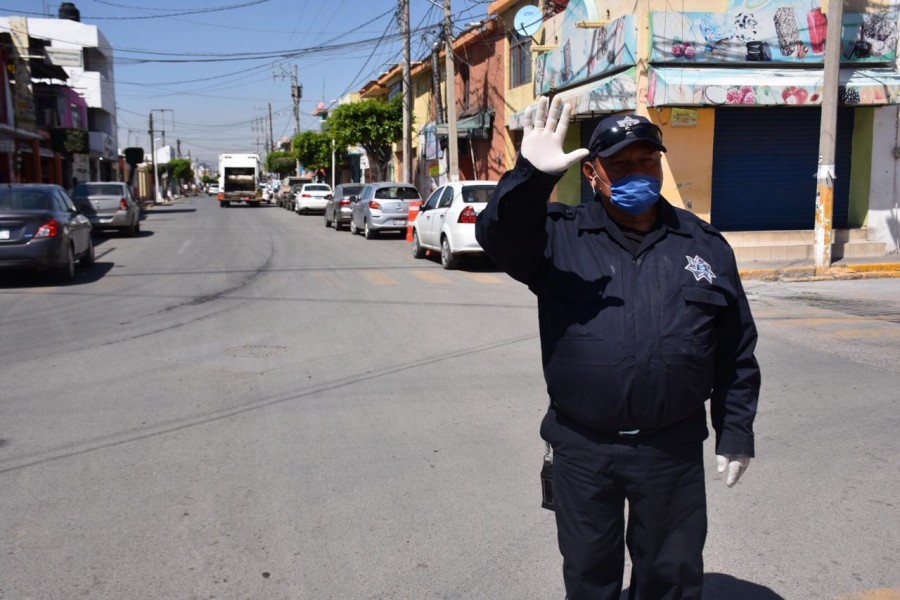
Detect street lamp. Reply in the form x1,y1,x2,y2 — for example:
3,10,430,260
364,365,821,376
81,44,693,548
153,137,165,203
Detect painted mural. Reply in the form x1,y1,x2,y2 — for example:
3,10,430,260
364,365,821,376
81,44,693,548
647,67,900,106
650,3,898,65
510,68,638,129
534,4,636,95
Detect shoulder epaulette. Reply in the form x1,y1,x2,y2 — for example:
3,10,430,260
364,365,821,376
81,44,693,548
547,202,577,220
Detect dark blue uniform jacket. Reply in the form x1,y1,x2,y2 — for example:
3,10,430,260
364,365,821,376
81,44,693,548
475,156,760,457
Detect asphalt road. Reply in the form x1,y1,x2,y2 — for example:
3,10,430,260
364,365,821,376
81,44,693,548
0,195,897,600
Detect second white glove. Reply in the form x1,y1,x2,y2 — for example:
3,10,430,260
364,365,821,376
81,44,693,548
717,454,751,487
520,96,589,174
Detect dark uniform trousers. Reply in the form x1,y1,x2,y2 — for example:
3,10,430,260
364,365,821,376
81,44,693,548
548,422,707,600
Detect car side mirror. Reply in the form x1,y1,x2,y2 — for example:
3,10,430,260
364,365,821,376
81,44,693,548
325,194,333,200
419,204,428,212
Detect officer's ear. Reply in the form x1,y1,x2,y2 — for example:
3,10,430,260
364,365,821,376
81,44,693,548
582,159,599,182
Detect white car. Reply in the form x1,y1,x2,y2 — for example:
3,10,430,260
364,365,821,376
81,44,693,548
412,180,496,269
294,183,332,214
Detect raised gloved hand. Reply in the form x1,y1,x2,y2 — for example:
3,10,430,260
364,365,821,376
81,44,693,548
717,455,751,487
520,96,590,174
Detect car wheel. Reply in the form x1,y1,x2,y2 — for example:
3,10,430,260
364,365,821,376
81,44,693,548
441,236,458,270
55,243,75,283
364,220,377,239
135,220,141,234
125,220,137,237
349,219,359,235
412,230,426,259
79,236,96,267
333,218,341,231
324,213,332,228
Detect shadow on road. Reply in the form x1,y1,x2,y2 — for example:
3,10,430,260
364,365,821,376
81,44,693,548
619,573,785,600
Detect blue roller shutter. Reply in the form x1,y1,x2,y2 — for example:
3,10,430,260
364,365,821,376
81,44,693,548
711,107,854,231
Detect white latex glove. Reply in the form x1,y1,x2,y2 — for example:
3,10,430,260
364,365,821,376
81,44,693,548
717,455,751,488
520,96,590,174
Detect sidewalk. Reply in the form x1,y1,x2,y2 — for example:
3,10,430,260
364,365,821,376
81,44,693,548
738,254,900,281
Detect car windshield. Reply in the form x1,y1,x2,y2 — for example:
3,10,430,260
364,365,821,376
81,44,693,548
460,185,495,203
374,187,419,200
74,184,124,196
305,185,331,192
0,189,53,211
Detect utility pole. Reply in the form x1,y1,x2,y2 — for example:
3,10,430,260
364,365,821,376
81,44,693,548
814,0,843,273
432,44,444,125
400,0,412,184
444,0,459,181
400,0,412,183
268,102,275,152
291,64,302,136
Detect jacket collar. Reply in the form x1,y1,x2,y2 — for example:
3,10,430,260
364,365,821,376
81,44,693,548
577,196,689,236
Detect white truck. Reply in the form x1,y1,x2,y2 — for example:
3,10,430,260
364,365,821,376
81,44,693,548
217,153,260,207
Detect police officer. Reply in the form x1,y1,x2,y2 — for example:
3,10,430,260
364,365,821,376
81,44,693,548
475,97,761,600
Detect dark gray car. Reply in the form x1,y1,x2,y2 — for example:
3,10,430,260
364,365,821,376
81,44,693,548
71,181,141,236
349,182,421,239
324,183,364,231
0,184,94,282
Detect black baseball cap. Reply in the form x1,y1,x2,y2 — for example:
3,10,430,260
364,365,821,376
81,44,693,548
588,114,667,158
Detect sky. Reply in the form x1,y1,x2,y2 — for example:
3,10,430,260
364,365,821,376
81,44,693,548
2,0,495,168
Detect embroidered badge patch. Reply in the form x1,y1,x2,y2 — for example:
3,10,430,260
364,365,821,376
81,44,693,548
685,255,717,283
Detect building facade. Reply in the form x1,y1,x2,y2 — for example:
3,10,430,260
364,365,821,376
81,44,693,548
0,3,119,185
501,0,900,257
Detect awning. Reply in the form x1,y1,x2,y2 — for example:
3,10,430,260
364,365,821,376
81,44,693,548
436,110,494,139
648,66,900,107
507,67,638,130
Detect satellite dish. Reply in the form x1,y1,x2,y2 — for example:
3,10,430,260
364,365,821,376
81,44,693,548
513,5,542,38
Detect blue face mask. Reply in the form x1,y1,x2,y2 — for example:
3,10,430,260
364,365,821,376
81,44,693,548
608,174,662,215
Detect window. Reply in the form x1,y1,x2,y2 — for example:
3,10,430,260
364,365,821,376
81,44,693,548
460,185,495,203
375,186,420,200
424,188,442,210
438,187,454,209
509,30,532,89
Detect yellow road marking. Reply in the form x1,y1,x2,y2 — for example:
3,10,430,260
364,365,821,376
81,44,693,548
462,272,504,284
312,271,345,288
411,270,452,284
363,271,398,286
837,589,900,600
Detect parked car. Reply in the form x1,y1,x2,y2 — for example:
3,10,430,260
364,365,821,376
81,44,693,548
208,185,220,195
349,182,421,239
324,183,364,231
293,183,332,214
412,181,496,269
0,184,94,283
71,181,141,236
277,176,313,208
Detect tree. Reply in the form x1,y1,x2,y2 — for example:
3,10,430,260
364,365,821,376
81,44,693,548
266,151,297,177
325,96,403,181
169,158,194,182
292,131,332,173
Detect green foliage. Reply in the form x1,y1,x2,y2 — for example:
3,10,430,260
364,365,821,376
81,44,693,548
324,96,404,180
266,151,297,177
292,131,332,172
201,174,218,184
168,158,194,181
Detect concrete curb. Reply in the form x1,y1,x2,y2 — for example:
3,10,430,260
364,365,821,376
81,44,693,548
739,261,900,282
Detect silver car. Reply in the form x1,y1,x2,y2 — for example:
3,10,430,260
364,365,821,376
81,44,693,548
324,183,364,231
349,182,421,239
71,182,141,236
